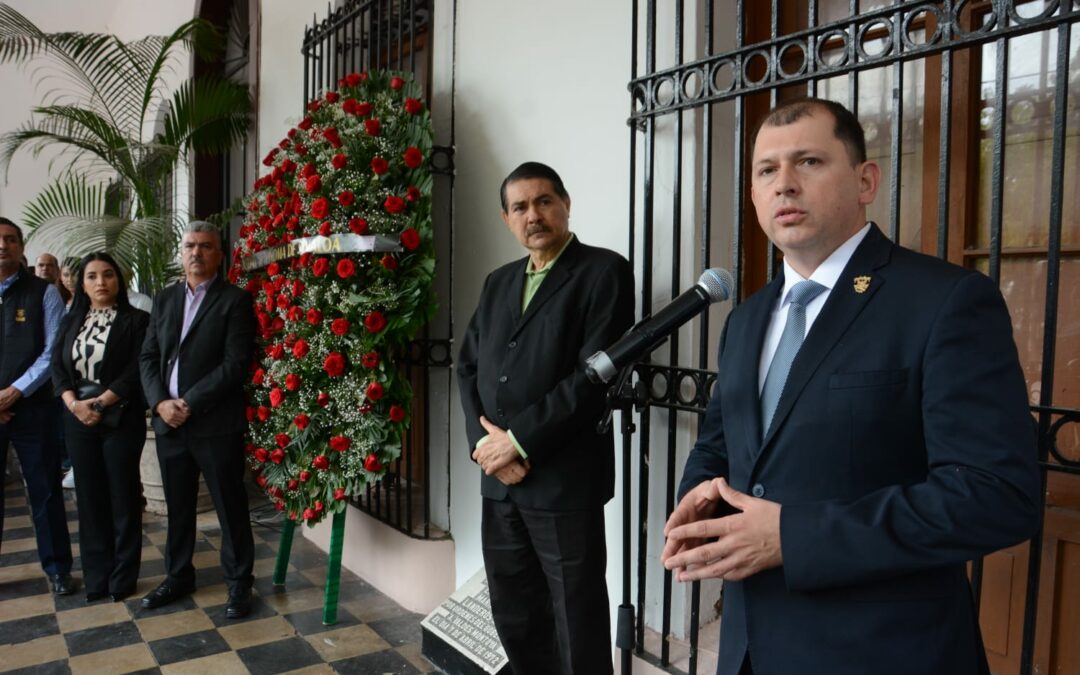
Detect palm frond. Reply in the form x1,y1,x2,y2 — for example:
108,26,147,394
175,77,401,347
21,175,109,231
160,76,251,156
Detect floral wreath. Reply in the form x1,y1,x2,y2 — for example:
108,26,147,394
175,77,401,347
230,71,435,525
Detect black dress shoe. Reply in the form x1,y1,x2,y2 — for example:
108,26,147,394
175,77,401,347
85,590,108,603
51,574,76,595
111,590,133,603
141,580,194,610
224,588,252,620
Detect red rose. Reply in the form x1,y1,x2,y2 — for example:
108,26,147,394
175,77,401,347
245,406,255,422
300,161,316,177
334,487,347,501
384,195,406,214
324,352,346,377
312,257,330,277
364,311,386,333
286,217,299,231
338,190,355,207
306,308,323,325
332,153,348,170
305,175,321,194
294,414,310,430
316,392,331,407
404,97,423,115
269,387,285,408
303,508,316,521
325,91,340,103
299,469,311,482
289,511,297,521
370,157,389,175
313,455,330,471
390,76,405,90
329,436,351,452
270,449,285,465
345,72,363,87
276,294,290,309
257,406,271,422
291,279,305,296
292,339,310,358
400,227,421,251
310,197,329,219
254,448,269,463
364,118,381,136
318,221,332,236
361,351,380,368
285,373,301,391
366,381,384,401
389,404,406,422
364,454,383,472
403,146,423,169
287,479,299,491
283,159,297,173
252,368,265,386
275,433,291,448
406,186,421,202
266,262,280,276
262,148,279,166
300,252,313,267
348,218,368,234
287,306,303,322
381,255,398,271
336,258,356,279
356,101,372,116
331,318,350,335
342,97,358,114
315,500,324,513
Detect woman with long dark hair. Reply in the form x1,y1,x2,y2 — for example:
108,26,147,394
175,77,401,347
51,252,149,602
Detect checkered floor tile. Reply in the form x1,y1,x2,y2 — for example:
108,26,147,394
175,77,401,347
1,462,440,674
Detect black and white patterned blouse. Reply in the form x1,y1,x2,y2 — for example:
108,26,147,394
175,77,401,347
72,307,116,382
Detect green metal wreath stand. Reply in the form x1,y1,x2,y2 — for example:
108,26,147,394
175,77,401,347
272,511,347,625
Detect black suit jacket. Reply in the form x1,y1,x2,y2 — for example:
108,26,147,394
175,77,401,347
51,304,150,412
458,237,635,510
139,277,255,438
679,225,1040,675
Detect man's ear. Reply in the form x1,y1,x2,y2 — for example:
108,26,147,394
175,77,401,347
857,160,881,206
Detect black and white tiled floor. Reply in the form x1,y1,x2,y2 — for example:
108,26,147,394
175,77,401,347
1,465,439,674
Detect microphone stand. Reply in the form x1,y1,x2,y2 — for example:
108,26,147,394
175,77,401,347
597,362,644,674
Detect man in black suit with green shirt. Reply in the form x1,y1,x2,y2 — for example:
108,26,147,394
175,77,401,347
458,162,635,675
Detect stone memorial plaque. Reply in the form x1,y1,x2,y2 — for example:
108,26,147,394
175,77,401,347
421,568,509,674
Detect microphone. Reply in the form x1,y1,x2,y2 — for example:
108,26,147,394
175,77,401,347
585,268,734,384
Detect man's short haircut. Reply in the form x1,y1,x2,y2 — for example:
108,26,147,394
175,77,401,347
499,162,570,212
183,220,223,248
751,97,868,165
0,216,24,245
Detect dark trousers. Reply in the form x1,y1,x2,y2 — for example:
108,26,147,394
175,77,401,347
482,498,612,675
64,408,145,595
0,401,72,576
156,430,253,592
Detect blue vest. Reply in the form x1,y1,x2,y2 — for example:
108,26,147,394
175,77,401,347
0,272,50,405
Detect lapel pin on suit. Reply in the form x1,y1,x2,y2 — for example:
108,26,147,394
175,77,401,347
853,275,871,294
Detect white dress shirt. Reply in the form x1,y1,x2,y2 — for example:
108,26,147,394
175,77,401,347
757,223,872,393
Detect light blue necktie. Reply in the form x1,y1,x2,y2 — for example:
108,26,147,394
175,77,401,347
760,280,826,438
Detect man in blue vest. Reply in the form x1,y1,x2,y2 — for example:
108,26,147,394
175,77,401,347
0,217,74,594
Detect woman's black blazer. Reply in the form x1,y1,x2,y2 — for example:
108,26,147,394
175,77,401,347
51,305,151,412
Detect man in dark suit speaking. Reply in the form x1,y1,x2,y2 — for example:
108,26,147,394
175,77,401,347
661,99,1040,675
140,221,256,619
458,162,635,674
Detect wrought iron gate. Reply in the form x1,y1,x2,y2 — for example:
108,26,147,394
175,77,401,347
302,0,454,540
623,1,1080,673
